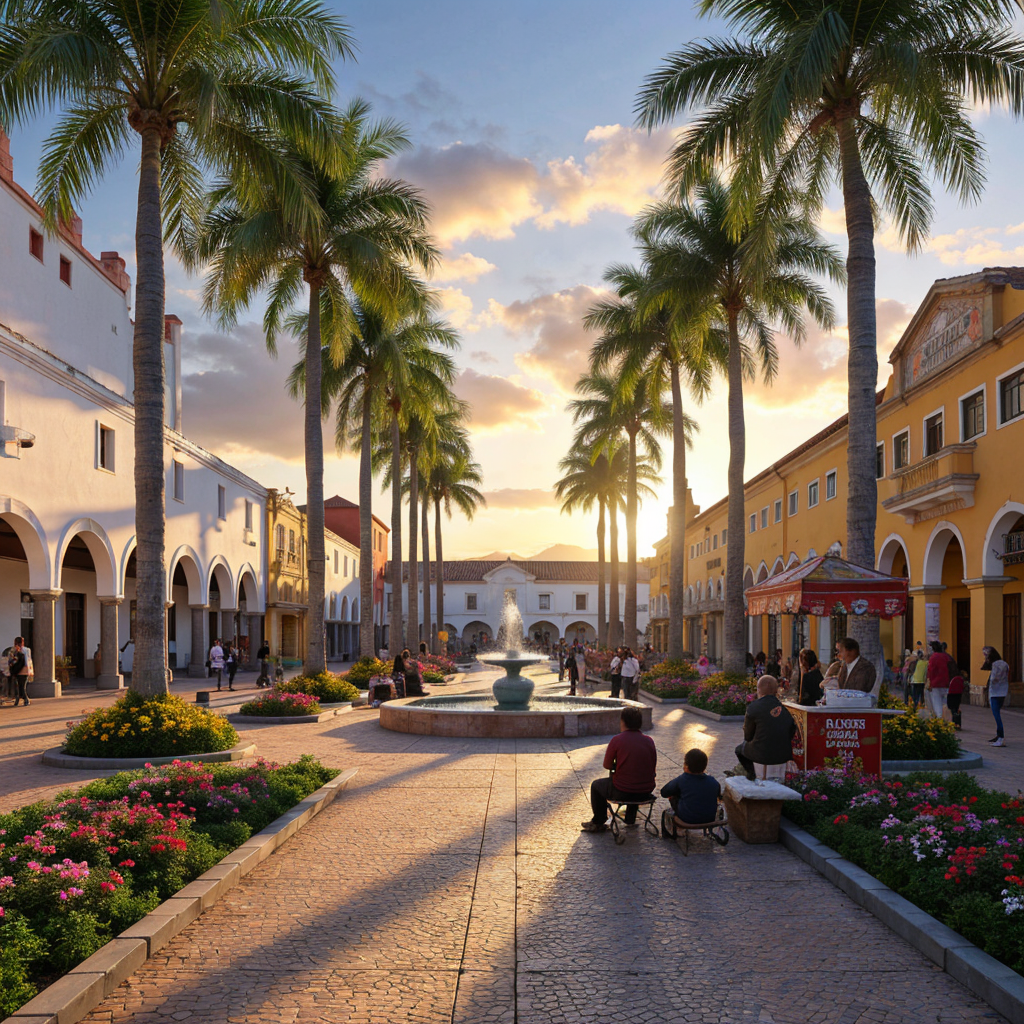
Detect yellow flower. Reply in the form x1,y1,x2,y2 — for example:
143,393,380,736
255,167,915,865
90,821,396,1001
100,734,108,741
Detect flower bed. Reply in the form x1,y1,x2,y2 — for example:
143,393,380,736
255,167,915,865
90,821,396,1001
639,658,700,687
237,691,322,717
419,652,457,675
882,706,961,761
422,668,445,687
63,691,239,759
784,765,1024,974
687,672,756,716
585,650,615,679
340,658,393,688
641,676,698,700
276,671,360,704
0,756,336,1015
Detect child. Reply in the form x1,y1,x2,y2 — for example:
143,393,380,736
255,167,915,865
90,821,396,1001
947,670,965,730
660,748,721,825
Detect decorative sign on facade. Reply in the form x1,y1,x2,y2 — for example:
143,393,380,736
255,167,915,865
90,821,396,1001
902,301,982,391
706,557,721,570
926,602,941,643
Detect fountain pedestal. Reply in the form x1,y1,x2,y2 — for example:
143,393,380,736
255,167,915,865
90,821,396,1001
491,657,536,708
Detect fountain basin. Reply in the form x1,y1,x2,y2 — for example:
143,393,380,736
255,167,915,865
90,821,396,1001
379,695,652,738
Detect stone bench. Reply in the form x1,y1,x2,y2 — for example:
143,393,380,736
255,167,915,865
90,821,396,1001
722,777,802,844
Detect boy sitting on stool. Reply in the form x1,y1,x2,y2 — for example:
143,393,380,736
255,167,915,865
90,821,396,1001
660,748,721,827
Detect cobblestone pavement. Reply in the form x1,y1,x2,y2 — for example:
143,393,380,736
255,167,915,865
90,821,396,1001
2,665,1017,1022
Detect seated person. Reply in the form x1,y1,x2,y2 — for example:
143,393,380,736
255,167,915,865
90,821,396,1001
581,706,656,833
733,675,796,781
660,748,720,824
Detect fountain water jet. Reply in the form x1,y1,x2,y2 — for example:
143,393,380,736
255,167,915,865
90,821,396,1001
479,591,545,707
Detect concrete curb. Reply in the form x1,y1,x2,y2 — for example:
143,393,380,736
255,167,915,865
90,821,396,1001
228,704,354,725
778,817,1024,1023
4,767,359,1024
42,741,257,770
881,750,984,772
638,689,690,705
683,705,746,722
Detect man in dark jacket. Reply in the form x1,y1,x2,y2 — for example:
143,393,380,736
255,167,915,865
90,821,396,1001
734,675,795,780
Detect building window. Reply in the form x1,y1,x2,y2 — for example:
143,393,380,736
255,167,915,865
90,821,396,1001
721,528,727,546
217,485,226,520
539,593,551,610
893,430,910,469
788,490,798,516
386,592,392,612
245,499,253,530
466,593,478,611
334,550,339,573
876,442,885,479
774,499,782,524
749,513,756,534
575,593,587,611
354,560,358,578
961,389,985,440
59,255,72,287
924,411,944,456
172,460,184,501
275,524,285,555
29,228,43,262
808,479,819,508
825,470,837,501
1000,368,1024,426
288,529,296,556
689,544,694,559
712,534,718,550
97,424,114,472
760,506,769,529
344,555,348,576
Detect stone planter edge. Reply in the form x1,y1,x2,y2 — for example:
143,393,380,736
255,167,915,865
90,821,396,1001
228,704,355,725
42,741,258,771
881,750,984,773
638,689,689,705
3,767,359,1024
778,817,1024,1024
683,705,746,722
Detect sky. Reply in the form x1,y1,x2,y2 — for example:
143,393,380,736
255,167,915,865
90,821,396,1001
9,0,1024,559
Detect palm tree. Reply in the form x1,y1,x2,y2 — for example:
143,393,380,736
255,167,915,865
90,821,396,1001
196,103,438,673
587,262,715,659
0,0,351,693
427,446,485,651
634,176,841,673
570,369,666,650
636,0,1024,663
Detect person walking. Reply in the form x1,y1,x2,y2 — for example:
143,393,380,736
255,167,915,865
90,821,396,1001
209,639,225,690
926,641,950,719
910,650,928,706
620,648,641,701
225,644,238,691
575,647,588,694
609,648,623,699
984,646,1010,747
567,645,579,695
256,641,271,687
557,643,566,682
9,636,30,706
947,669,965,730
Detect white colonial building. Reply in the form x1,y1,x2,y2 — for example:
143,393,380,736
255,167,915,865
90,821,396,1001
0,131,267,695
398,559,651,647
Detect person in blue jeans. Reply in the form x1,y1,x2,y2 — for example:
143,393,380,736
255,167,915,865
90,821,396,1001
984,646,1011,747
660,748,721,824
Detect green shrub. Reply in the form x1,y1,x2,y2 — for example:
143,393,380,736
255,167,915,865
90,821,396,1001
277,672,360,703
339,657,392,688
422,668,445,686
0,914,47,1017
881,706,960,760
238,691,321,716
63,691,239,758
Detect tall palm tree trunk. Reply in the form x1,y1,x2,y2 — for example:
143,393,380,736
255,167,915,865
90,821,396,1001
407,450,419,649
838,117,882,668
434,500,445,653
596,499,606,647
668,361,687,661
389,407,403,651
421,492,431,654
609,500,621,647
723,311,747,674
358,387,374,658
625,429,638,648
304,281,326,674
132,127,168,695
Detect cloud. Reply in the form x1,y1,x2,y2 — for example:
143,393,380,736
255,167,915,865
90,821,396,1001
470,349,498,365
453,368,548,431
479,488,557,510
434,286,490,332
486,285,608,391
428,251,497,283
747,298,912,412
394,125,675,248
181,323,311,461
925,226,1024,267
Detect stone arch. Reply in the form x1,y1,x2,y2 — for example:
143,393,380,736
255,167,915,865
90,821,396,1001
787,551,800,568
696,580,703,601
743,566,754,591
0,495,51,590
462,619,492,641
236,562,262,613
168,546,204,605
716,578,724,599
686,585,694,606
340,595,350,622
707,577,714,599
207,555,235,609
756,561,769,584
806,547,818,560
922,521,968,587
770,556,785,577
565,620,597,643
983,501,1024,577
351,597,360,621
826,540,843,557
877,533,912,578
55,517,118,597
119,536,136,594
527,620,559,641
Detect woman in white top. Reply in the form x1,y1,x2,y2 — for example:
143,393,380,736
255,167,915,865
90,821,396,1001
619,648,641,700
984,645,1011,747
609,650,623,698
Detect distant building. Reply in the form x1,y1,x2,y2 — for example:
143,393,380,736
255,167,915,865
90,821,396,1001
399,558,651,647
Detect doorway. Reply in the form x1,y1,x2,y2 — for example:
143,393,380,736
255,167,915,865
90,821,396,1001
1005,594,1022,684
954,599,971,672
64,593,85,677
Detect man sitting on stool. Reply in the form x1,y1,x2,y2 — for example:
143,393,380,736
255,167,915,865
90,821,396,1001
733,675,795,781
581,706,656,833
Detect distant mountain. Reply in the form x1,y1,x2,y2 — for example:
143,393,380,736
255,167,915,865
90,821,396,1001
465,544,598,561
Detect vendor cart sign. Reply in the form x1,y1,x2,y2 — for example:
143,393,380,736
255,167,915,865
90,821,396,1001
788,705,885,776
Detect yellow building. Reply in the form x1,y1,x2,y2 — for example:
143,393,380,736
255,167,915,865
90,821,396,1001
266,489,308,663
659,268,1024,698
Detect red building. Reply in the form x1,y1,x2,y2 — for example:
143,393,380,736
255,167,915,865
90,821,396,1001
324,495,389,647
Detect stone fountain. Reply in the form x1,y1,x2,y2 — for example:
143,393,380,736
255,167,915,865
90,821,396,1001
480,592,545,707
